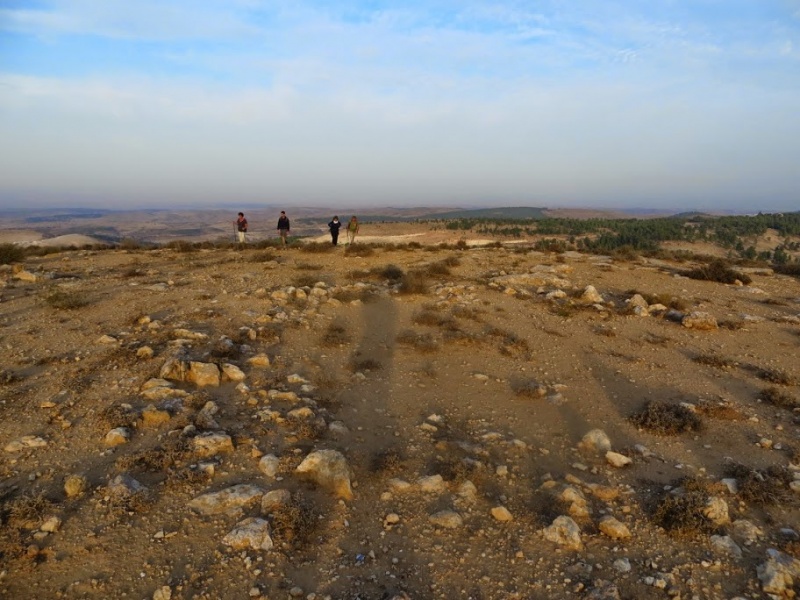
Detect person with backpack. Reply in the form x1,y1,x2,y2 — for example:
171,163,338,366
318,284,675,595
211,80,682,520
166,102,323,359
328,216,341,246
234,212,248,244
346,216,359,245
277,211,290,246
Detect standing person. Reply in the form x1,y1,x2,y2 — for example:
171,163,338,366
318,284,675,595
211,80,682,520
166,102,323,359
346,216,359,245
277,210,290,247
328,216,341,246
234,212,248,244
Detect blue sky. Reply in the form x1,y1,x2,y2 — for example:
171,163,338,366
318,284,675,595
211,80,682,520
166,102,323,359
1,1,799,211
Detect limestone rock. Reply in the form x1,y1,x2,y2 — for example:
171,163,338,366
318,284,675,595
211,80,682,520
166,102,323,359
195,401,220,430
605,451,633,468
40,515,62,533
108,474,146,498
428,510,463,529
710,535,742,559
261,489,292,513
140,405,171,427
221,363,246,382
730,519,764,546
586,581,621,600
64,474,89,498
258,454,280,478
580,285,604,304
188,484,265,516
13,269,37,283
192,432,234,457
757,549,800,597
136,346,154,359
578,429,612,454
104,427,131,446
417,474,447,494
295,449,353,500
222,517,273,551
543,516,583,550
457,480,478,502
682,311,718,331
185,361,221,387
4,435,48,452
153,586,172,600
598,516,631,540
491,506,513,522
247,354,271,367
703,497,730,525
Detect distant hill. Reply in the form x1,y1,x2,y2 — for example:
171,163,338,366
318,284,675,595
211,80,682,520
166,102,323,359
422,206,548,220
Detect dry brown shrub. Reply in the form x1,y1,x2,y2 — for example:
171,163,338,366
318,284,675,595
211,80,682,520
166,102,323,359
652,478,717,537
369,448,406,476
755,367,796,386
322,321,350,347
397,270,429,295
592,325,617,337
412,309,457,330
43,288,89,310
724,463,793,506
718,319,745,331
115,438,190,472
685,260,752,285
630,401,703,435
350,358,382,372
692,354,735,369
5,493,52,529
396,329,439,353
97,404,139,429
286,417,326,441
759,387,799,409
644,333,672,345
269,493,318,546
299,242,334,254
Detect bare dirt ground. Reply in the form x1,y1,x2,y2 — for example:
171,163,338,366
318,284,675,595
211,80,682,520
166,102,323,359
1,229,799,600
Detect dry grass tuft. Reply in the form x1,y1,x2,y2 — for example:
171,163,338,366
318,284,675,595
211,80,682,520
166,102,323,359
43,288,89,310
652,478,717,537
5,493,52,529
321,321,350,347
396,329,439,353
397,270,430,295
692,353,735,369
724,463,793,506
268,493,319,547
685,260,752,285
759,387,799,410
630,401,703,435
299,242,334,254
97,404,139,429
350,357,382,372
115,438,190,472
755,367,796,386
369,448,406,476
696,399,746,421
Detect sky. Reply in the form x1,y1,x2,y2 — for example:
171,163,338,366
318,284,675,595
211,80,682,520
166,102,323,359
1,1,799,212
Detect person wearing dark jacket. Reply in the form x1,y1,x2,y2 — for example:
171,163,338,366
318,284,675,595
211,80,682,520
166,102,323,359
328,216,341,245
234,212,248,244
277,211,290,246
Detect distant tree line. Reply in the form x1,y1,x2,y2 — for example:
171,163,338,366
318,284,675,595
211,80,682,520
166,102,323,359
428,212,800,265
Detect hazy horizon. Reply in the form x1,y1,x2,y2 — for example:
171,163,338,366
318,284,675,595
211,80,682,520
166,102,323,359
2,2,799,212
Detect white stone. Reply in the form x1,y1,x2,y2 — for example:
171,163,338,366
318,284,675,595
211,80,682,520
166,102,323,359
428,510,463,529
605,451,633,468
222,517,273,551
188,484,265,515
543,516,583,550
295,449,353,500
258,454,280,478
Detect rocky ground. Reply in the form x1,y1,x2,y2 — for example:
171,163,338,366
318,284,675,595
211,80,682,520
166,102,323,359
1,233,799,600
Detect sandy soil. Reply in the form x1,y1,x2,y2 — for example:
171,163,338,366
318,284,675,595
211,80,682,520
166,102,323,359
1,233,799,600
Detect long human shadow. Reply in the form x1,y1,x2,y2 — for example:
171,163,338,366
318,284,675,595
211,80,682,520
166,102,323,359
318,295,435,599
